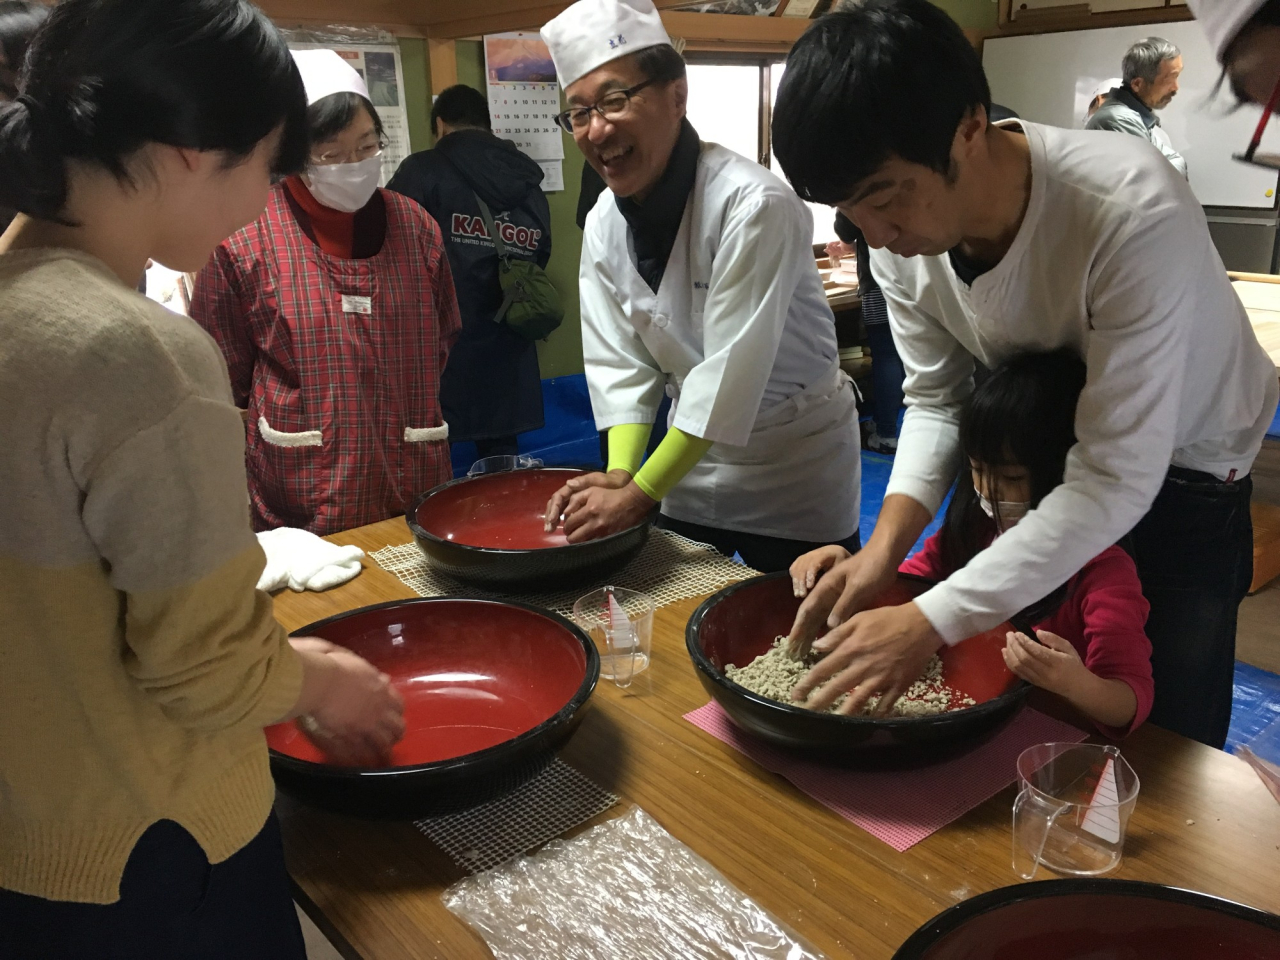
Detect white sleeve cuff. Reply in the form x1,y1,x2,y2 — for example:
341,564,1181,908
913,583,979,647
884,474,949,518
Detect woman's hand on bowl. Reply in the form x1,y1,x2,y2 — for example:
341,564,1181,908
288,637,406,767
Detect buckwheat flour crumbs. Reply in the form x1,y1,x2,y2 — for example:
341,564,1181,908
723,637,977,717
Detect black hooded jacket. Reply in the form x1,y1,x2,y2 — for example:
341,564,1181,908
389,129,552,440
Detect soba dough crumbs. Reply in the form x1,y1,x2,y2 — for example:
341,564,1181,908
724,637,977,717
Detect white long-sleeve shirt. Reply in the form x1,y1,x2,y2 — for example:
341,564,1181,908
871,120,1278,644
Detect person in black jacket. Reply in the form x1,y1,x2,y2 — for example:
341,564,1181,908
389,84,551,460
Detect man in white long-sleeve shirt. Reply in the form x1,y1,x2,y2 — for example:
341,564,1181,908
772,0,1278,748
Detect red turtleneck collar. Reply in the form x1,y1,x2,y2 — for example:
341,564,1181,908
284,176,357,259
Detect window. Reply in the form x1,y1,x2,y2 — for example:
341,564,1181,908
684,58,839,246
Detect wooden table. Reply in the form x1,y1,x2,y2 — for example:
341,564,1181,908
273,518,1280,960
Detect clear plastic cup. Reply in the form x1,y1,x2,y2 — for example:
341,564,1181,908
467,454,543,477
1012,742,1140,880
1239,715,1280,805
572,586,654,689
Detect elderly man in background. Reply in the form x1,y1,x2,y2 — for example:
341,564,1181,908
1087,37,1187,177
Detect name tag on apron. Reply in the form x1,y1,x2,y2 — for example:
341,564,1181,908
341,294,373,315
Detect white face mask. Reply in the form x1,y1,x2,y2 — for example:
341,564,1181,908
976,488,1030,532
306,155,382,213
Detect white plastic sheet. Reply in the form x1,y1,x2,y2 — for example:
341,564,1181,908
443,806,827,959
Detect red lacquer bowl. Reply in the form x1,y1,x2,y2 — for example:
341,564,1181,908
893,880,1280,959
267,597,599,818
407,468,655,588
686,572,1030,764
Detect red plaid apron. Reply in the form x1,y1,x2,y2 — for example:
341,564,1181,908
192,187,461,535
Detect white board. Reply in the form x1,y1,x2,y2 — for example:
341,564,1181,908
983,20,1280,208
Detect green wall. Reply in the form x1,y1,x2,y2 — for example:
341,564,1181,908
932,0,998,30
406,0,993,380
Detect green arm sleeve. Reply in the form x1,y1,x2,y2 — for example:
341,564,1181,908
606,423,651,475
633,428,714,502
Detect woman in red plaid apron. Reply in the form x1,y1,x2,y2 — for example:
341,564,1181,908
192,50,461,536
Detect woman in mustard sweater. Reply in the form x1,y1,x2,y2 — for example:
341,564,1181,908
0,1,404,957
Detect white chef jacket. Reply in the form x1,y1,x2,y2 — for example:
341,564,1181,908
579,142,861,541
871,119,1278,644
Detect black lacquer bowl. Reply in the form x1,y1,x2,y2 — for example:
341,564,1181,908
892,879,1280,959
267,597,599,818
407,468,653,588
687,572,1032,765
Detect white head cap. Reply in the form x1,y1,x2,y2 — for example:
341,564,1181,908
1188,0,1268,62
1092,77,1123,102
541,0,674,91
290,49,370,107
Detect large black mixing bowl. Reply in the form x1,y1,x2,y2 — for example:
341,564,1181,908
686,572,1032,765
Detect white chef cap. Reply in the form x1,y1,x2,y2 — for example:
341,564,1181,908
541,0,674,91
1091,77,1123,102
290,49,370,107
1188,0,1268,62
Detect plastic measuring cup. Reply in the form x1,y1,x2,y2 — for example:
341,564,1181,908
572,586,654,688
1012,742,1139,880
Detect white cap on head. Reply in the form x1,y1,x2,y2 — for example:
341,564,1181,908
1188,0,1268,62
541,0,674,91
290,49,370,107
1092,77,1123,102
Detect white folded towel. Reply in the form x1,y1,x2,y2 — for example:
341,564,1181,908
256,527,365,593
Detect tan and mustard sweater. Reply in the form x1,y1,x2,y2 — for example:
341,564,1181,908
0,249,303,904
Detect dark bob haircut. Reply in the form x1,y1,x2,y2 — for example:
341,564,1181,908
772,0,991,205
0,0,309,223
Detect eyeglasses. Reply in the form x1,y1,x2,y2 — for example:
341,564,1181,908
310,138,388,166
554,79,656,133
1234,72,1280,170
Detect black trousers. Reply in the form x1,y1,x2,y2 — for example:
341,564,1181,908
1130,466,1254,749
657,514,861,574
0,813,306,960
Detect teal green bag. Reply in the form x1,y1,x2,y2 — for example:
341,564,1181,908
473,194,564,341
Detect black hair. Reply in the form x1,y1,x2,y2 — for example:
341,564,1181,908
635,43,686,84
430,84,490,132
0,0,309,223
772,0,991,205
309,92,385,149
937,351,1087,619
0,1,47,99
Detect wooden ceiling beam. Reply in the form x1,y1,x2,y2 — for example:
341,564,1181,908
257,0,431,34
426,5,812,45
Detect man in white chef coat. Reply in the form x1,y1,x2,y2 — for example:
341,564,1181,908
772,0,1278,747
539,0,863,573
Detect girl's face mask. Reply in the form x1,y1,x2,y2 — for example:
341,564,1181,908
976,488,1031,532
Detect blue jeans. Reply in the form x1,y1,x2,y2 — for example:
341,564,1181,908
863,315,903,439
1130,467,1254,749
0,814,306,960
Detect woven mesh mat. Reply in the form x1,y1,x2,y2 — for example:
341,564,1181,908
416,759,619,874
371,529,759,617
